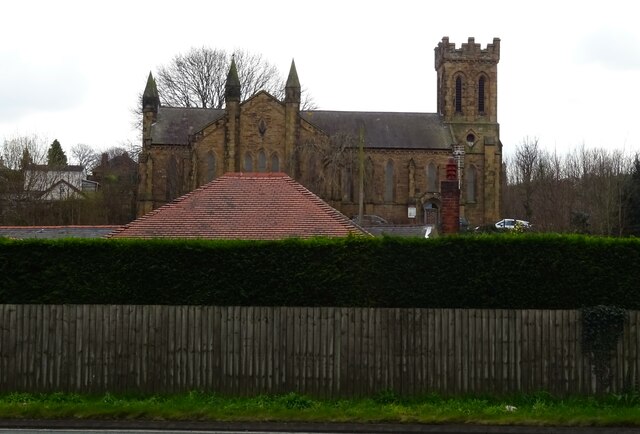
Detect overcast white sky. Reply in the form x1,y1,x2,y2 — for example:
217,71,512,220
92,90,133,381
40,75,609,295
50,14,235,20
1,0,639,162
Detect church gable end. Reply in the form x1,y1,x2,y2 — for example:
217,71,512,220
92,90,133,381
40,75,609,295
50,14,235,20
238,91,288,160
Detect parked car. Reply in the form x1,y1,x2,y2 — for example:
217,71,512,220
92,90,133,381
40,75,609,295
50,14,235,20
351,214,389,225
495,218,531,230
459,217,470,232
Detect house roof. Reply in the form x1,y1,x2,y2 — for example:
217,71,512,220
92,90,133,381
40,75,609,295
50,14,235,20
109,172,370,239
26,164,84,172
38,179,84,199
0,226,121,239
300,111,454,150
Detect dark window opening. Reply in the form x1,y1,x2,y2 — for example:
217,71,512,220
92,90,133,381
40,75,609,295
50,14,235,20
384,160,394,202
341,167,353,202
244,152,253,171
467,165,477,203
427,162,438,192
257,150,266,172
455,76,462,113
166,156,180,202
466,133,475,145
206,151,216,182
478,77,485,113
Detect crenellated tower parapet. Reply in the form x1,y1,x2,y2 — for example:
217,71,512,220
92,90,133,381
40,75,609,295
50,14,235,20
435,37,500,69
435,36,500,123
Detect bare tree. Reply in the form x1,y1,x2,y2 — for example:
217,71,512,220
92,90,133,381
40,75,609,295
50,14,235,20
71,143,100,173
155,47,316,110
0,134,49,223
503,139,635,235
298,133,360,202
1,134,47,170
118,139,142,162
156,47,228,109
511,137,539,222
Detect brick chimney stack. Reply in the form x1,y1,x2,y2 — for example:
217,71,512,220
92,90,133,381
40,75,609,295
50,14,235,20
441,157,460,234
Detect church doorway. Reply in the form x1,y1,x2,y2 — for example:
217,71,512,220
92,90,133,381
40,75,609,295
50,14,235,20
423,201,440,225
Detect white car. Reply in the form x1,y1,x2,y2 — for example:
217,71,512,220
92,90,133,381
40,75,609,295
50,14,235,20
495,218,531,230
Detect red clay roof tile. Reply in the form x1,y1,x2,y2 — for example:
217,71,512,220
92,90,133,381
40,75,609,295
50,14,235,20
109,172,369,239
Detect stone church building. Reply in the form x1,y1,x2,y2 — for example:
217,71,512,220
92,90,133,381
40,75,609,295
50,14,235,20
137,37,502,227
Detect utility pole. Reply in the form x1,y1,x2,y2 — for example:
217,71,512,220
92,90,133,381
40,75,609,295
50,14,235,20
358,126,365,223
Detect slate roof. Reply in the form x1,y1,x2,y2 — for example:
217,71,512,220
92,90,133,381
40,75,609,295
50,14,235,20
300,111,454,150
150,104,453,150
0,226,121,239
109,172,370,240
151,107,225,145
364,224,436,238
26,164,84,172
38,179,84,200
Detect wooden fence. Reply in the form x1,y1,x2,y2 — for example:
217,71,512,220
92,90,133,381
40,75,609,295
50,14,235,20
0,305,638,396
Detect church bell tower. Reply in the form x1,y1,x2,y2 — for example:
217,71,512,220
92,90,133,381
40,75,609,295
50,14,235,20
435,37,502,225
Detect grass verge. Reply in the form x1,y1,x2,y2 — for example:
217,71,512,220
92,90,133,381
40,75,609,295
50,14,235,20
2,390,640,426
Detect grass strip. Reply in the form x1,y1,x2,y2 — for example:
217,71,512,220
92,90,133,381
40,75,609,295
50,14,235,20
1,391,640,426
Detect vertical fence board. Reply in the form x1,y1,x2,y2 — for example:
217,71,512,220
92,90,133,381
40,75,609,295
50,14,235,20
467,309,476,393
205,306,214,390
311,307,319,396
632,312,639,392
354,307,364,397
0,306,5,388
1,305,639,397
520,309,529,393
376,308,384,395
15,305,24,390
155,305,165,393
216,306,225,392
306,307,314,395
339,307,348,395
9,305,18,391
31,305,42,390
271,307,281,394
332,307,341,395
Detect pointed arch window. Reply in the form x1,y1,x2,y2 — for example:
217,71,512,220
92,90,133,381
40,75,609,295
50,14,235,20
166,156,179,201
426,161,438,192
478,76,486,113
341,167,353,202
466,165,477,203
455,76,463,113
364,157,374,202
384,159,394,202
243,152,253,172
206,151,216,182
271,153,280,172
307,153,318,189
257,150,267,172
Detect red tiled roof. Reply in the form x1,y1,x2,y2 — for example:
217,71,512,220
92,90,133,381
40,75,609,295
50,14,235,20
109,172,370,239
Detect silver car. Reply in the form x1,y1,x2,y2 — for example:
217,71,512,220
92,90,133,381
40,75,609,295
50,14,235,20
495,218,531,230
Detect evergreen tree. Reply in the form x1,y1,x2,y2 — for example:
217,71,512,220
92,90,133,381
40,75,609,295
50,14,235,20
47,139,67,167
20,148,32,170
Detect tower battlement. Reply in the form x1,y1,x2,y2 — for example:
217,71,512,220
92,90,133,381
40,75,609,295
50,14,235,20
435,37,500,69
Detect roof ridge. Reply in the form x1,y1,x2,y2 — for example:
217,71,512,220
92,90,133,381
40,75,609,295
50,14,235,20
112,172,369,239
283,176,362,233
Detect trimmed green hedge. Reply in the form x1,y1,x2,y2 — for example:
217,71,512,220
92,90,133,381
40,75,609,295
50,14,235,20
1,234,639,308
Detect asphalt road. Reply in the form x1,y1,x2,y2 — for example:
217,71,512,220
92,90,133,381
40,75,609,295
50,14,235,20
2,420,640,434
